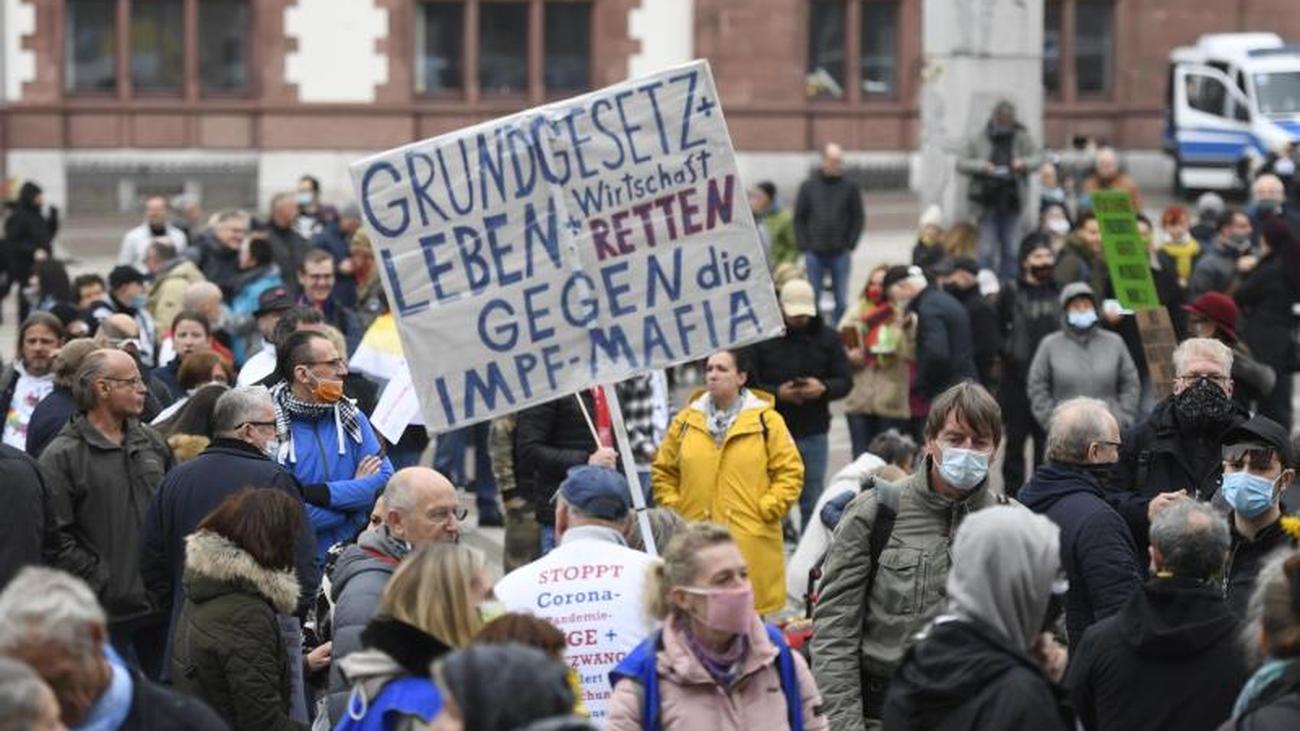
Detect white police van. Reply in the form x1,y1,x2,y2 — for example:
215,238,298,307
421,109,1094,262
1165,33,1300,194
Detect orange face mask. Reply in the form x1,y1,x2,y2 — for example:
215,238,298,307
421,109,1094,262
312,376,345,403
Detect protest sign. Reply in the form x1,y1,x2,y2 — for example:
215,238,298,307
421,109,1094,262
1092,190,1160,311
351,61,784,433
1136,308,1178,399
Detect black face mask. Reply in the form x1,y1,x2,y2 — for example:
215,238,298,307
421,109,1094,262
1029,264,1055,282
1174,377,1236,430
944,282,975,299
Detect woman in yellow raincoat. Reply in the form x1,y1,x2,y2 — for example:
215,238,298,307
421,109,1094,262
652,349,804,615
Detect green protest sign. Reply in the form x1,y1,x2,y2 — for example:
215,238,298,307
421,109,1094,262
1091,190,1160,310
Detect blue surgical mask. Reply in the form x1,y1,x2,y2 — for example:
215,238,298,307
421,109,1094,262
938,447,990,492
1221,472,1278,519
1067,309,1098,329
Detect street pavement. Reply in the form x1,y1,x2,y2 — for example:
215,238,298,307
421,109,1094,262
16,190,1292,574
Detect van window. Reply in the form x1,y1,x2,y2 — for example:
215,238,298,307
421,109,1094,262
1255,71,1300,115
1187,73,1230,117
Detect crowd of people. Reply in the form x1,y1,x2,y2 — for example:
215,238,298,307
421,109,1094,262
0,113,1299,731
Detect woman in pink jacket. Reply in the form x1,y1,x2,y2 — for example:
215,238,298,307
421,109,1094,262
606,523,828,730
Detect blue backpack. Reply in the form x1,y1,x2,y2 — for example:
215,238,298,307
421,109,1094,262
608,624,803,731
334,676,441,731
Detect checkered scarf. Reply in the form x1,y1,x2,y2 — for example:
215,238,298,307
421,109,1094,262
270,381,362,460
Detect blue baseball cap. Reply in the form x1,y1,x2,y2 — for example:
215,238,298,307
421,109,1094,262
556,465,632,520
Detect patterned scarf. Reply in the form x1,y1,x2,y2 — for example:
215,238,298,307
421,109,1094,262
270,380,362,459
705,389,746,446
680,616,749,688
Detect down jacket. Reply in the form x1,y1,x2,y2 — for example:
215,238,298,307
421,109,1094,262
652,389,804,615
171,530,304,731
605,614,828,731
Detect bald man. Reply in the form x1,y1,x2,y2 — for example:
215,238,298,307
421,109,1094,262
325,467,462,722
794,141,865,325
1250,172,1300,234
95,313,166,422
40,348,174,677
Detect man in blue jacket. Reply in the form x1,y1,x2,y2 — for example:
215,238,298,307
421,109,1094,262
272,330,393,563
1018,397,1143,644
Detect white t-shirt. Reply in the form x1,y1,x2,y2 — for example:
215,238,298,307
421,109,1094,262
494,525,658,723
3,366,54,450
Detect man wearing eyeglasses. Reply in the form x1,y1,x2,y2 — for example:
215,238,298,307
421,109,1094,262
1108,338,1249,551
1218,415,1298,618
140,385,322,676
325,466,461,724
1019,397,1143,645
40,349,174,679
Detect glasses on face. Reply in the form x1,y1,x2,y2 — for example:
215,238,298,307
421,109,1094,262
1175,373,1231,387
102,376,145,389
239,420,277,430
429,506,469,524
305,358,346,371
1223,444,1278,472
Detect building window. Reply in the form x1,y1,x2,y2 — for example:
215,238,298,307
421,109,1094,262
198,0,251,94
859,0,898,98
65,0,117,93
807,0,845,98
415,2,465,93
130,0,183,93
414,1,595,98
63,0,252,97
479,2,529,94
1043,0,1061,96
544,2,591,92
1074,0,1113,96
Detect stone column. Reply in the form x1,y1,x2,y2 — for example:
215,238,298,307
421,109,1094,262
914,0,1044,226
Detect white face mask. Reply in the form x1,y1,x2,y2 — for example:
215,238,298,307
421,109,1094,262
263,438,281,459
1047,218,1070,235
937,447,991,492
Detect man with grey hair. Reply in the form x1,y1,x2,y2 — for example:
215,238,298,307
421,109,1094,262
190,208,250,296
142,384,318,666
0,567,223,729
1066,499,1251,731
325,466,462,722
1110,337,1249,550
267,192,311,297
1019,398,1142,644
41,349,173,678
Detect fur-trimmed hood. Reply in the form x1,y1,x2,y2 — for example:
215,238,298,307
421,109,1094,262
183,530,299,614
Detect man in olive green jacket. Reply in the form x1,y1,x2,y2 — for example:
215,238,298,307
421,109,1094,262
811,382,1015,730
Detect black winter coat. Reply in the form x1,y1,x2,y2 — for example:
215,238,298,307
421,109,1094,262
1018,462,1143,644
171,530,304,731
2,183,57,282
1066,577,1251,731
120,664,229,730
189,231,243,298
25,385,76,458
883,619,1072,731
997,277,1061,378
1236,255,1296,374
947,284,1000,388
1108,397,1247,549
0,443,48,590
911,285,977,399
515,390,614,525
1224,516,1297,618
142,439,319,638
793,171,865,255
749,318,853,438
